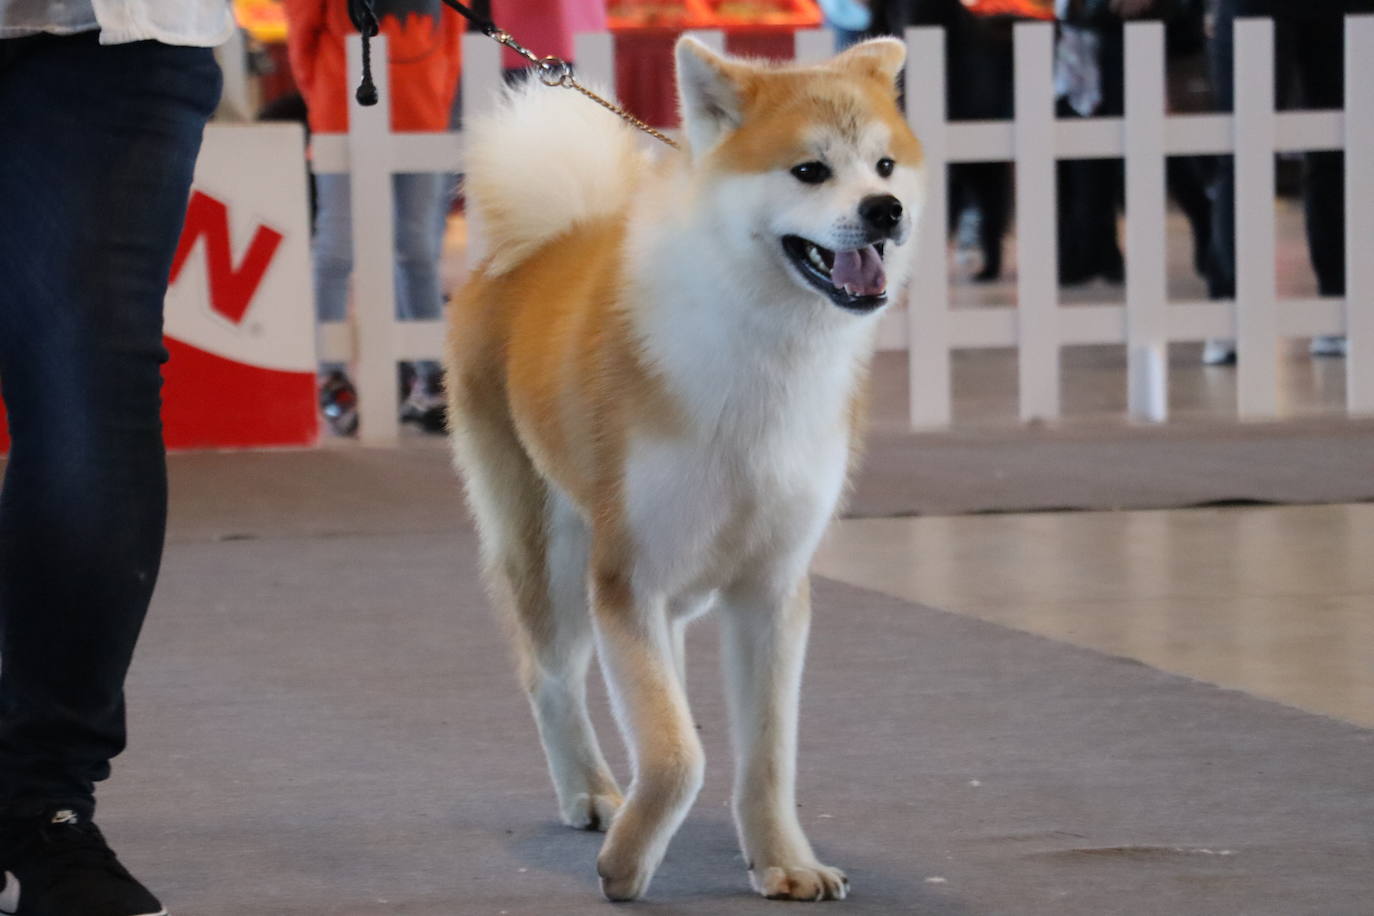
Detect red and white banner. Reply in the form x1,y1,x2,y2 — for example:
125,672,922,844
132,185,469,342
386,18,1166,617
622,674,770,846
160,123,319,448
1,122,318,453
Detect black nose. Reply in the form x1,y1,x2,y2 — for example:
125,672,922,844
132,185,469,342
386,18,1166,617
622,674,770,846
859,194,903,235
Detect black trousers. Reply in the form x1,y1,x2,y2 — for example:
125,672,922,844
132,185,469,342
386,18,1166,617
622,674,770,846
1207,0,1373,299
1057,24,1127,286
1058,18,1219,286
0,33,220,818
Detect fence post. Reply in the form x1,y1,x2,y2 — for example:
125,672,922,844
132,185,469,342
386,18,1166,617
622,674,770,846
460,31,504,120
1233,18,1279,419
1346,15,1374,415
684,29,726,54
905,26,951,427
346,35,400,444
794,28,833,62
1124,22,1169,422
573,31,615,93
460,33,505,267
1013,22,1059,423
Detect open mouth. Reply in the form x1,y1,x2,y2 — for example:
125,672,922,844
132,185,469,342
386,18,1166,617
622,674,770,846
781,235,888,313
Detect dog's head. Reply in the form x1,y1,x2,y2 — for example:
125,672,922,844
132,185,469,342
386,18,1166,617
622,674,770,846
675,37,923,315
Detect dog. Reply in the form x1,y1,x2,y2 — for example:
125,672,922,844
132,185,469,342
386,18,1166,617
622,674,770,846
444,36,923,902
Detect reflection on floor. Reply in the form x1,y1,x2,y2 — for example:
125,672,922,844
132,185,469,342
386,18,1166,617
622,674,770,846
813,504,1374,727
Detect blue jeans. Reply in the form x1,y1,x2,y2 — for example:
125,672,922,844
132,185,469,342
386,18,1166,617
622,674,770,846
0,33,220,817
312,171,448,379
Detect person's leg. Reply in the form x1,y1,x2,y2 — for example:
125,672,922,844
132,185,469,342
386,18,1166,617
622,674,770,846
1058,155,1122,285
947,164,968,238
1056,96,1096,286
1200,0,1240,363
1091,157,1125,283
1166,156,1214,278
0,33,220,821
1206,0,1237,303
310,172,359,432
968,161,1010,282
393,172,448,425
392,171,447,325
1092,23,1125,283
312,172,353,326
1290,13,1345,298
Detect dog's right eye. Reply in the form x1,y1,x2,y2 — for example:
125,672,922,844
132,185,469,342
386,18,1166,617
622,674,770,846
790,162,831,184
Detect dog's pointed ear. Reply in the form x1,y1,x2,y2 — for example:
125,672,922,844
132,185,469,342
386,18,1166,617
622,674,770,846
675,37,745,156
832,37,906,90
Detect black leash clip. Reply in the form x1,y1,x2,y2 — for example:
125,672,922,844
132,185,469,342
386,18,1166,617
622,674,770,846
348,0,381,106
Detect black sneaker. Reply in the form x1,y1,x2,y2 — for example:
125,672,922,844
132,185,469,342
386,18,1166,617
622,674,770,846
399,381,447,434
398,365,447,434
0,809,166,916
319,369,359,437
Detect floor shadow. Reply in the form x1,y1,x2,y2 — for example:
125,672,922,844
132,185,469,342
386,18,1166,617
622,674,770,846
507,813,972,913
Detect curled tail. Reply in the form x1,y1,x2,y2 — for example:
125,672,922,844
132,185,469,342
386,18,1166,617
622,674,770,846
462,78,646,275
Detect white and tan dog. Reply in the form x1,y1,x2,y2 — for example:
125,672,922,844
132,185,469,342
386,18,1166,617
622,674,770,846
445,36,923,902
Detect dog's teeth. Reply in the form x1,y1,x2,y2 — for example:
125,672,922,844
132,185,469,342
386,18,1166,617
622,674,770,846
806,245,828,274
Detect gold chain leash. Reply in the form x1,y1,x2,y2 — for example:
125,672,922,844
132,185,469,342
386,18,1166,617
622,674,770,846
486,28,682,151
566,80,682,150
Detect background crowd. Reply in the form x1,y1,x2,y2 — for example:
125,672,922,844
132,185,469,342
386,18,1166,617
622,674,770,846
267,0,1372,435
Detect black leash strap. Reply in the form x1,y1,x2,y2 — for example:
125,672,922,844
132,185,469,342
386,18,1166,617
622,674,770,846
346,0,379,105
345,0,680,148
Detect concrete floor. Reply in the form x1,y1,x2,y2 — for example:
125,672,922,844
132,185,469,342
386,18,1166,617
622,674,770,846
3,197,1367,913
106,517,1374,916
100,455,1373,916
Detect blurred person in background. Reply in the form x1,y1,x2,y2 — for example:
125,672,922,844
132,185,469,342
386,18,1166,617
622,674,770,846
1201,0,1373,365
285,0,463,434
1054,0,1128,285
872,0,1017,281
0,2,227,914
1055,0,1215,288
819,0,873,49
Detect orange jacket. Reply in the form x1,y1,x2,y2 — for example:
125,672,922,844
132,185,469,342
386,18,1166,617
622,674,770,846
284,0,463,134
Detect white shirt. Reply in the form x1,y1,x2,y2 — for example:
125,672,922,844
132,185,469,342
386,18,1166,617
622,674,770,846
0,0,234,46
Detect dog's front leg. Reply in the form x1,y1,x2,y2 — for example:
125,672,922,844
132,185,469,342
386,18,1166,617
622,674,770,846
590,564,705,901
719,577,848,901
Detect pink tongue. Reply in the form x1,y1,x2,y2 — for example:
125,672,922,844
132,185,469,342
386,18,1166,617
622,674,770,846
829,245,886,296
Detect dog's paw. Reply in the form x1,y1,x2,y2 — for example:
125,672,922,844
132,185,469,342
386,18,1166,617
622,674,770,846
560,792,622,832
596,848,653,902
751,863,849,901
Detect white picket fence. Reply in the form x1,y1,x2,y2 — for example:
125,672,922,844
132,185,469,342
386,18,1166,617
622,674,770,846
310,18,1374,442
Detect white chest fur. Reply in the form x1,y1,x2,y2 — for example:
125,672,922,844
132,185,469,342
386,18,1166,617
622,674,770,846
624,269,876,599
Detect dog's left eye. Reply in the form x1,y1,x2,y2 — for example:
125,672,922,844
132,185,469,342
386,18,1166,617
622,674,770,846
876,158,895,178
790,161,832,184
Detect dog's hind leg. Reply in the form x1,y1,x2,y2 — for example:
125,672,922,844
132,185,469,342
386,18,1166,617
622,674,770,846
536,490,623,830
451,406,620,831
666,590,714,691
719,576,847,901
591,552,705,901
